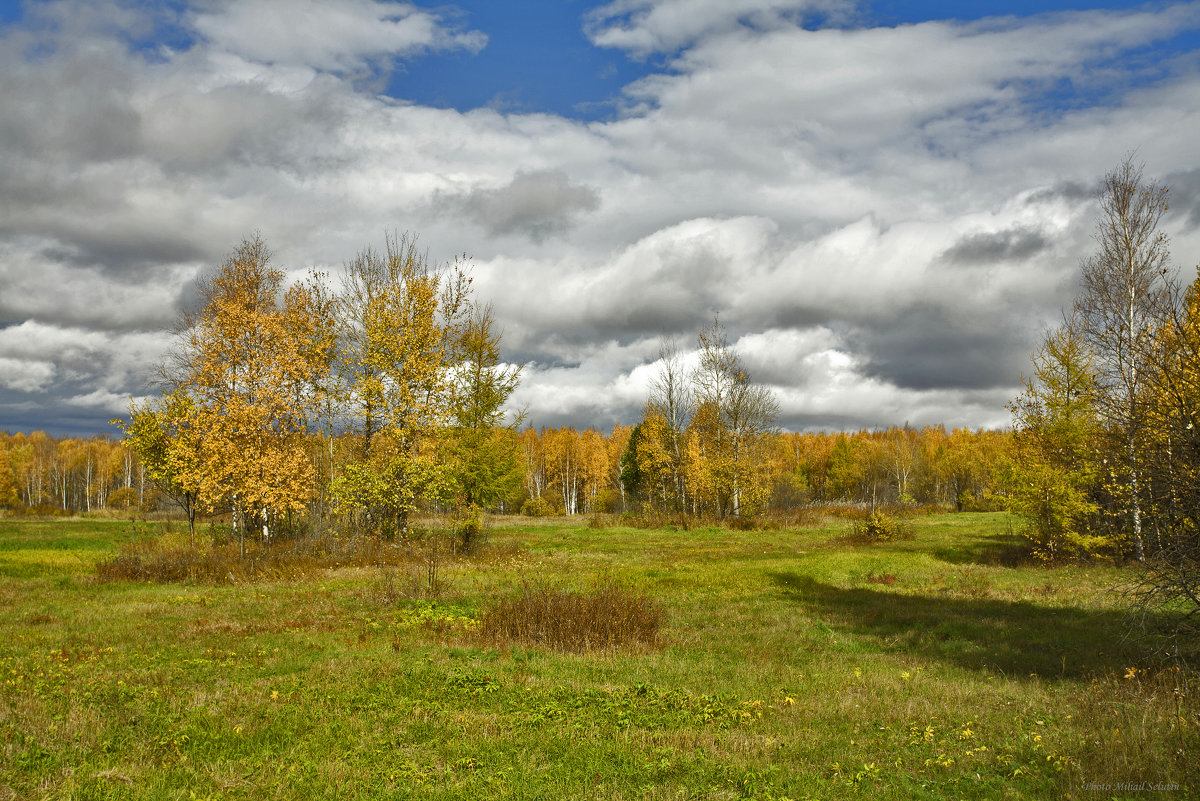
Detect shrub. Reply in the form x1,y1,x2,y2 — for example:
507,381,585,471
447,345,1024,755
586,512,613,530
99,524,413,584
478,578,663,652
106,487,140,512
453,506,489,554
851,510,911,543
726,515,780,531
520,496,555,517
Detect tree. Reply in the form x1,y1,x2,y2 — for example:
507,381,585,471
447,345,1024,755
545,428,582,516
686,318,779,518
621,412,674,511
1076,155,1172,561
883,425,921,503
332,232,471,538
1007,315,1106,558
121,390,203,543
446,303,524,514
1128,266,1200,645
646,337,693,512
0,443,18,509
174,235,333,553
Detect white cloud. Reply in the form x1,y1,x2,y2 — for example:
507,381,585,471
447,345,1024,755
585,0,854,57
190,0,486,72
0,358,56,393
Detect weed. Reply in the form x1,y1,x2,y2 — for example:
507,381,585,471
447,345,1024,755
955,567,993,599
865,572,898,586
479,578,664,652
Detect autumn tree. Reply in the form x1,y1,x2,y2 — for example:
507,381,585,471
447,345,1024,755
445,303,524,514
121,390,203,543
331,232,471,538
172,235,334,553
1122,266,1200,642
646,338,693,511
621,412,675,511
1076,156,1173,561
545,428,583,515
1008,315,1106,558
683,318,779,518
0,442,18,509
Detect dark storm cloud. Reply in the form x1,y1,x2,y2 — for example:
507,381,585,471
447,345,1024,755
37,233,207,276
851,305,1030,392
1165,168,1200,232
777,410,878,432
750,305,836,333
0,38,142,164
940,226,1050,265
456,170,600,241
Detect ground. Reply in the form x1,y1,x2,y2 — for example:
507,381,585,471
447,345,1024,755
0,512,1194,799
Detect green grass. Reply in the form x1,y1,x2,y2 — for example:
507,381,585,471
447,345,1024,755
0,512,1195,799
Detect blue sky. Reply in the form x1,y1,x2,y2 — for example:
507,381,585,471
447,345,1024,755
3,0,1195,120
0,0,1198,435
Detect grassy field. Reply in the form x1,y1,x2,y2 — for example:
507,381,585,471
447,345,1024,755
0,512,1195,800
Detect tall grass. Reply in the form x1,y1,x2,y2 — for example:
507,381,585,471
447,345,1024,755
479,578,663,651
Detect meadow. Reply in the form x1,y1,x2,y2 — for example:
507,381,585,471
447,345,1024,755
0,512,1194,800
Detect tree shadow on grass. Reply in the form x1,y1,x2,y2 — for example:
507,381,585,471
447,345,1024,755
770,571,1172,680
928,532,1033,567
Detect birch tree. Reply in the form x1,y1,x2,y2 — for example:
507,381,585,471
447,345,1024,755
1076,156,1172,560
332,232,471,538
174,235,333,553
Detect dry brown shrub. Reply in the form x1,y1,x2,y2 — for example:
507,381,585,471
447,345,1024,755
725,515,781,531
99,528,426,584
478,579,664,652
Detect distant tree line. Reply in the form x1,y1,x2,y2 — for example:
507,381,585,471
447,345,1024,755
0,422,1014,522
0,431,142,514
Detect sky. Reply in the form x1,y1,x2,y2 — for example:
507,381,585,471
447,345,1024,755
0,0,1198,437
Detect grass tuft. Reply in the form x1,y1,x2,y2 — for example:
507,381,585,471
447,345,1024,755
479,578,664,652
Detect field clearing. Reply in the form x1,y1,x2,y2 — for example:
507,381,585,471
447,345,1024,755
0,513,1194,800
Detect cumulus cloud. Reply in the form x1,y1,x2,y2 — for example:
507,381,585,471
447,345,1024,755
0,359,56,393
452,169,600,241
940,227,1051,265
1,1,1199,435
584,0,854,57
190,0,486,72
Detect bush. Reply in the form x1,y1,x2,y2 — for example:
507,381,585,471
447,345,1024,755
520,496,555,517
479,578,664,652
586,512,614,530
106,487,140,512
851,510,911,543
453,506,489,554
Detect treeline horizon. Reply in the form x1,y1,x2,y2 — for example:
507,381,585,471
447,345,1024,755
0,422,1013,518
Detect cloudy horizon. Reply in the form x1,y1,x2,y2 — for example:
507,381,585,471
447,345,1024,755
1,0,1198,437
